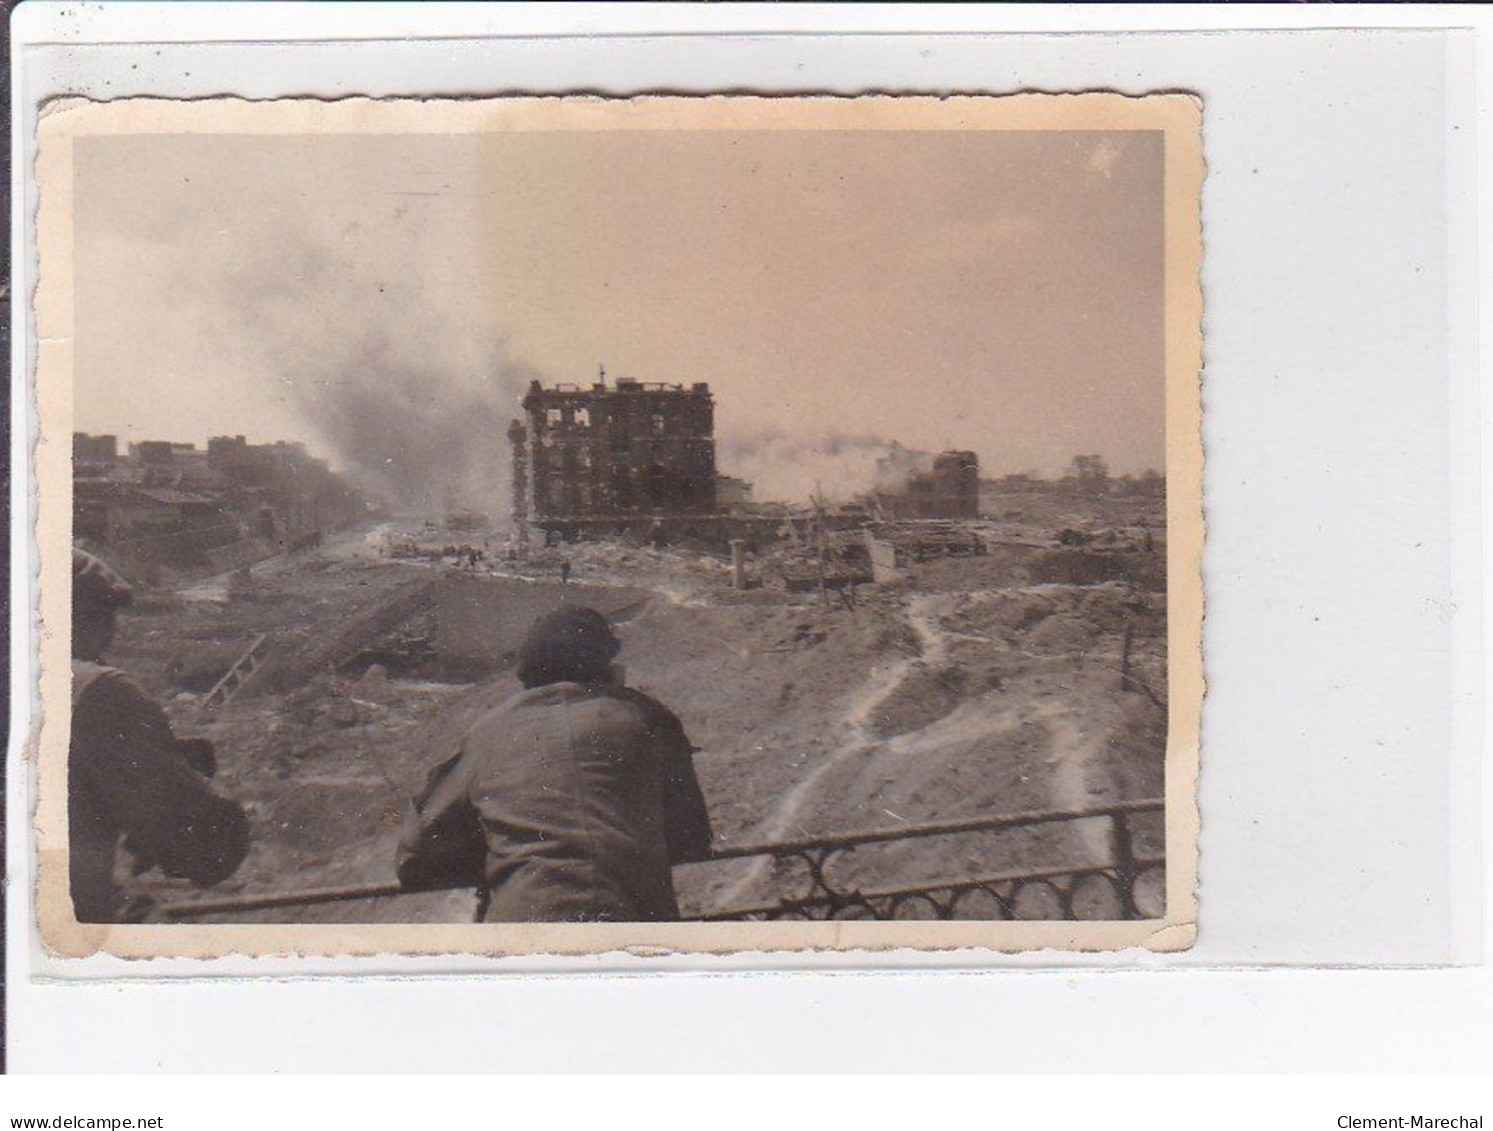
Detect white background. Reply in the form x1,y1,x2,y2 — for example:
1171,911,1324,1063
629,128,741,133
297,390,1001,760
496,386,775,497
6,3,1489,1073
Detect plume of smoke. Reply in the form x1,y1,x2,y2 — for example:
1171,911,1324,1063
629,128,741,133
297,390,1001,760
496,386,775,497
717,427,898,504
871,441,937,494
289,336,538,516
213,208,536,518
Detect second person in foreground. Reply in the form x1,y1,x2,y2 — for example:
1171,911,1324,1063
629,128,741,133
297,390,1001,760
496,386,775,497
397,605,713,922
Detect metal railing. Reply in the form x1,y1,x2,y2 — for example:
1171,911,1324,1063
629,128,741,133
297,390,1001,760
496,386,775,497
159,798,1165,922
684,799,1165,922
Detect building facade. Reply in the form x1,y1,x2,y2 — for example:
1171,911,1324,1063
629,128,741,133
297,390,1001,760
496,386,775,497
511,376,718,531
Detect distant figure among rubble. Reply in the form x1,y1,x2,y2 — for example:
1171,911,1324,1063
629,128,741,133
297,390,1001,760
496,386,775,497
397,605,713,922
69,548,250,922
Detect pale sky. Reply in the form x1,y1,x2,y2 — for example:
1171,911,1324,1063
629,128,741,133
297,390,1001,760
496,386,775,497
74,127,1163,504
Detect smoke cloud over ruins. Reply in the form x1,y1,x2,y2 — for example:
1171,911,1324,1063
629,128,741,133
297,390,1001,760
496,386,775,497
717,427,896,503
75,134,547,516
217,225,536,516
281,333,534,516
75,127,1167,510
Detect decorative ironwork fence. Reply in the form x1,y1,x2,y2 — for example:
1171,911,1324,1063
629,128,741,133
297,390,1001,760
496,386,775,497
684,798,1165,922
159,798,1165,923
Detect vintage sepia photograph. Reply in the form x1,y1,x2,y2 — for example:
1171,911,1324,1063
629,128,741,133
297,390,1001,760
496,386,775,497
33,94,1202,957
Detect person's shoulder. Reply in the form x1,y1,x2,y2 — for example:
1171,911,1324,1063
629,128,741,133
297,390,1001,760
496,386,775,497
72,661,152,710
601,685,686,731
503,683,587,710
481,682,680,729
468,683,583,731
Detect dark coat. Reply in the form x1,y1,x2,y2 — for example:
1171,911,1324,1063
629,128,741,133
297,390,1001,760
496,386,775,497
69,662,251,922
397,681,713,922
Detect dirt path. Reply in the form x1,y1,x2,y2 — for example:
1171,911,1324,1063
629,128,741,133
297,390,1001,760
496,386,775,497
1035,705,1115,862
705,587,1136,910
713,593,951,905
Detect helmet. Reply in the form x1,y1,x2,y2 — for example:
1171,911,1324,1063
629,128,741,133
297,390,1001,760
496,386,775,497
516,605,620,688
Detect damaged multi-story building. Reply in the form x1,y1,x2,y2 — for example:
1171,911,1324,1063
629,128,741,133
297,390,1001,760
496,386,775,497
510,374,721,544
73,431,364,582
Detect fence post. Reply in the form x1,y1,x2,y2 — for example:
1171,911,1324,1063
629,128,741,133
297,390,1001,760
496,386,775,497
1110,810,1141,919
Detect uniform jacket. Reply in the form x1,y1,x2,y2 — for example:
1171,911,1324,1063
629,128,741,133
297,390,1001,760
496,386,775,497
397,681,713,923
70,661,251,922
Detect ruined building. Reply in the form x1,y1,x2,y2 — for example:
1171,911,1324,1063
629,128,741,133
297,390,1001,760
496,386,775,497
73,431,363,582
73,432,119,466
873,443,981,520
510,374,718,541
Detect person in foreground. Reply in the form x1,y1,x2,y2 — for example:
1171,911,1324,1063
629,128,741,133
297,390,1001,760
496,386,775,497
397,605,714,922
69,548,251,923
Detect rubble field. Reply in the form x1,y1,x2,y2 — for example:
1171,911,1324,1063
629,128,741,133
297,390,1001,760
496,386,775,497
108,503,1168,923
